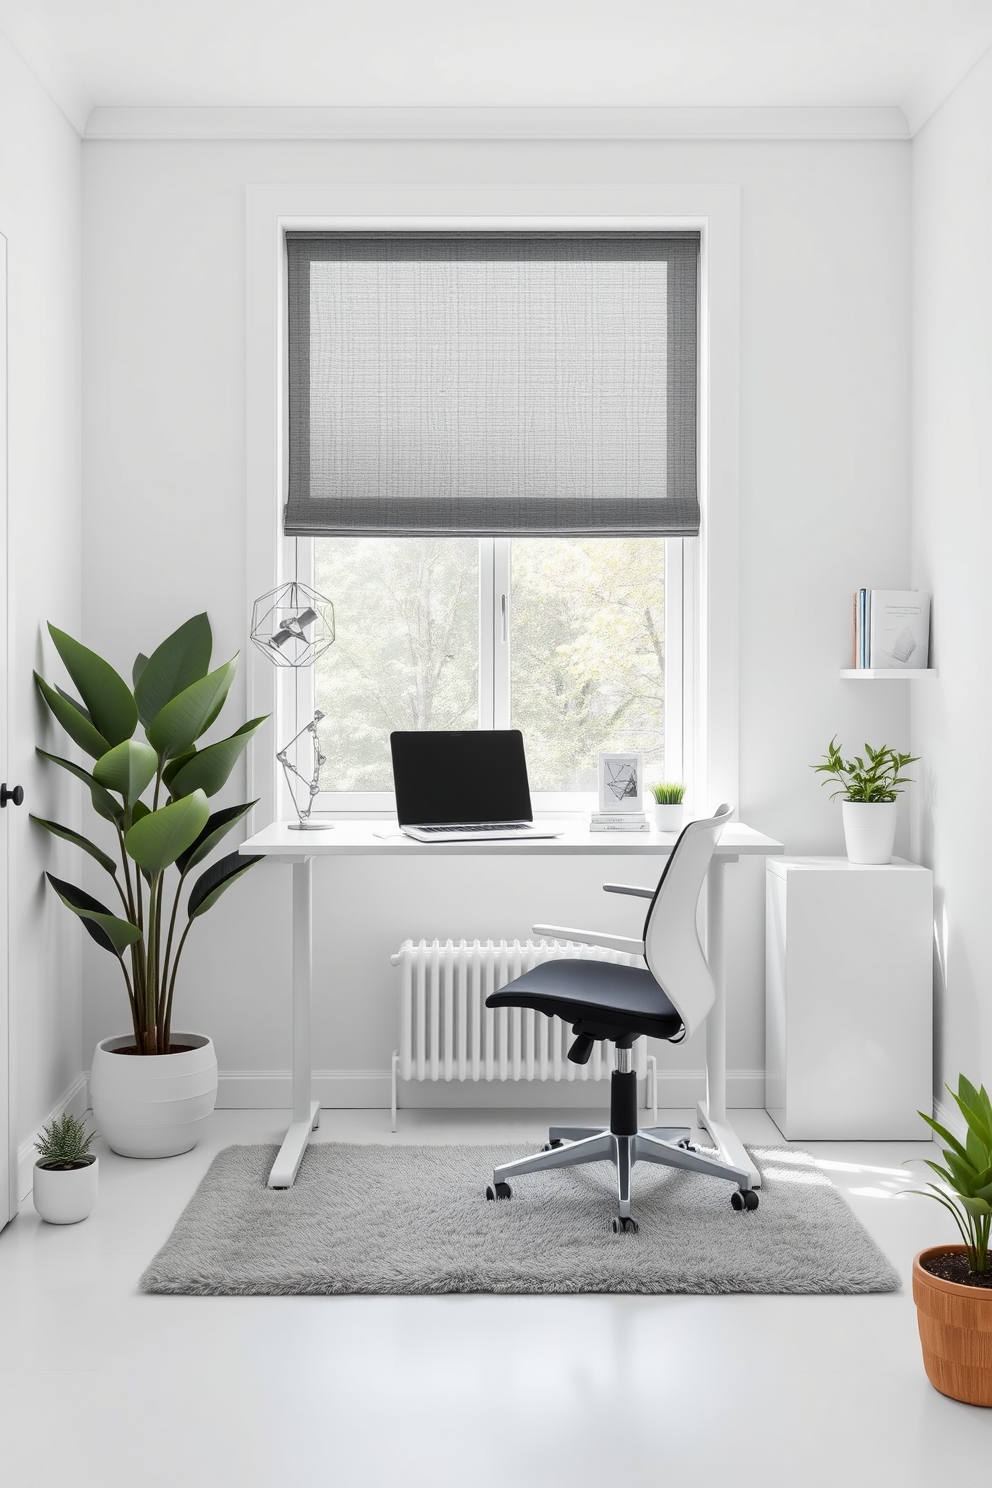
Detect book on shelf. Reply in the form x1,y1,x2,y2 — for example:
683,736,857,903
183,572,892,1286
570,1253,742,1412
853,589,931,670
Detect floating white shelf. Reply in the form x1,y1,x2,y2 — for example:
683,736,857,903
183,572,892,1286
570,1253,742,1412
840,668,937,680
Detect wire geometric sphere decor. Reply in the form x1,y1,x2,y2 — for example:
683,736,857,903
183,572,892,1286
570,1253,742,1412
250,581,335,668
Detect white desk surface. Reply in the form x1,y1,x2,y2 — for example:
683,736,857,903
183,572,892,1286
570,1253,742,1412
241,818,784,859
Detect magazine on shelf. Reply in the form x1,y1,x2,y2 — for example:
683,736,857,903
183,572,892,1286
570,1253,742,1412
868,591,931,669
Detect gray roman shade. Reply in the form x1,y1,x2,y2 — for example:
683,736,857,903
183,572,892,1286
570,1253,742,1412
285,232,699,538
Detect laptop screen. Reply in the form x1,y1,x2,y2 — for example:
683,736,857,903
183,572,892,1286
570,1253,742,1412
390,730,534,826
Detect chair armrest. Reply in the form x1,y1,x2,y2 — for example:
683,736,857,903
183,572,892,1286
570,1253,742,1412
602,882,654,900
532,924,645,957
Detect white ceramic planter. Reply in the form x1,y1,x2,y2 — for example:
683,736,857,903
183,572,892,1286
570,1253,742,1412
842,800,898,865
654,803,684,832
33,1155,98,1224
90,1033,218,1158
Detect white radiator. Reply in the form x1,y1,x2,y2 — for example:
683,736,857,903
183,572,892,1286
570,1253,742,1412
389,938,657,1129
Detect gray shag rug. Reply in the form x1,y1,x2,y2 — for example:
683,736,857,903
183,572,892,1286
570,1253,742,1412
140,1141,899,1296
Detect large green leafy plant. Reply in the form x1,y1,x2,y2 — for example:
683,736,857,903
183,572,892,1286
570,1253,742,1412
812,737,917,802
909,1076,992,1273
32,614,265,1055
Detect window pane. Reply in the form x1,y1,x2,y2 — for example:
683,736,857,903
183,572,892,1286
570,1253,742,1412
509,539,667,793
314,538,479,791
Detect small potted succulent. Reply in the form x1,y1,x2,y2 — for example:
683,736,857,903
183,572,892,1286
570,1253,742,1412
650,782,686,833
33,1113,99,1224
812,737,917,864
907,1076,992,1407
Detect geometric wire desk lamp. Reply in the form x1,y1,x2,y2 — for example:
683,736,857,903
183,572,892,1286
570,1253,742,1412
276,710,330,831
250,581,335,831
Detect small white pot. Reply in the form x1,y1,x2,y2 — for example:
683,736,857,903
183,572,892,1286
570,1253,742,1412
654,802,684,832
842,800,898,865
90,1033,218,1159
33,1155,98,1224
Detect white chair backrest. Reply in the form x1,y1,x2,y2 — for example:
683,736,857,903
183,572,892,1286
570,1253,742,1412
642,804,734,1038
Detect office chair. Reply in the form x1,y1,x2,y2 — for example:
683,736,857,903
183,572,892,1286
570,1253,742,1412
483,803,758,1232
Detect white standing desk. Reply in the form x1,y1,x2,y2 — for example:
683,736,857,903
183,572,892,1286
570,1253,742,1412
240,820,784,1189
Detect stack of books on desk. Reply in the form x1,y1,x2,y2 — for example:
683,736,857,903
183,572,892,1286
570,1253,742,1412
589,811,650,833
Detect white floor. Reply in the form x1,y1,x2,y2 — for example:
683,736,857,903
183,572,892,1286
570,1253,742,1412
0,1106,986,1488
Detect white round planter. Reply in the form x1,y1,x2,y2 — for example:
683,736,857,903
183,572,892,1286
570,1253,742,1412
90,1033,218,1158
842,800,898,865
654,803,684,832
33,1155,98,1224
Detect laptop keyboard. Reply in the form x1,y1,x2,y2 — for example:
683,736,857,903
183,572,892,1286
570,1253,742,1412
414,822,532,834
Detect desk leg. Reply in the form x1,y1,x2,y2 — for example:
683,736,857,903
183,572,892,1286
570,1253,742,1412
696,857,761,1189
268,857,320,1189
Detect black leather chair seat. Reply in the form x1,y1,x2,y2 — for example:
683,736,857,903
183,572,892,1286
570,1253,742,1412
486,958,683,1042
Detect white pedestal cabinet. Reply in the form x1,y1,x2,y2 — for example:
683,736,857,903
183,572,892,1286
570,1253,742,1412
765,857,933,1140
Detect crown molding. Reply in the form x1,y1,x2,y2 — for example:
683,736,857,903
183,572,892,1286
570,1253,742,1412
0,6,91,136
83,104,911,144
901,27,992,134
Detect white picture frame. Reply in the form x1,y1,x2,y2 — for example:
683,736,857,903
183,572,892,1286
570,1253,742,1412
597,752,644,813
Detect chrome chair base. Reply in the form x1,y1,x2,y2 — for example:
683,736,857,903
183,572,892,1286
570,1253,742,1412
489,1123,755,1226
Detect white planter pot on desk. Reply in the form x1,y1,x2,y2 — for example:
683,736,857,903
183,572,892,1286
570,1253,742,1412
90,1033,217,1158
653,803,684,832
841,800,897,864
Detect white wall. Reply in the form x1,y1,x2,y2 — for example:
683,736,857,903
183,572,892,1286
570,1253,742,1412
0,33,84,1173
80,137,911,1106
911,49,992,1102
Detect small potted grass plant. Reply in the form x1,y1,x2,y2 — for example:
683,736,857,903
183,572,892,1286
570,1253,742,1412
812,737,917,864
908,1076,992,1406
33,1113,98,1225
650,782,686,833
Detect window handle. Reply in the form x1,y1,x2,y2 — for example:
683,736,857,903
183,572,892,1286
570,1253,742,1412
500,593,507,645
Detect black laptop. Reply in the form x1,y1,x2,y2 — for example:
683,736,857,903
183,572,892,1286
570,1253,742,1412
389,730,563,842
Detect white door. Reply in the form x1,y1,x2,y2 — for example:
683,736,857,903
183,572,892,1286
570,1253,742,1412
0,231,12,1228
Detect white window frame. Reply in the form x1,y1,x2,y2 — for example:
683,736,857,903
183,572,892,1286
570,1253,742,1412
296,532,688,815
245,188,740,830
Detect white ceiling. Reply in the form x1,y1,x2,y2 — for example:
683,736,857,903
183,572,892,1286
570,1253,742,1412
2,0,991,137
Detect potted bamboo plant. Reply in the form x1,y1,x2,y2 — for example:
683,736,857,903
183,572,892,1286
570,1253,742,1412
32,613,265,1158
812,737,917,864
33,1113,98,1224
908,1076,992,1406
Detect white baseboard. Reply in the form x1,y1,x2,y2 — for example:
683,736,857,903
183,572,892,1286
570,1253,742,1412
17,1075,90,1204
214,1067,765,1112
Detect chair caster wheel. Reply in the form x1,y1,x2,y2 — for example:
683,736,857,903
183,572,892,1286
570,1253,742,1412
677,1138,697,1151
541,1139,564,1152
731,1188,759,1212
486,1182,512,1201
612,1215,639,1234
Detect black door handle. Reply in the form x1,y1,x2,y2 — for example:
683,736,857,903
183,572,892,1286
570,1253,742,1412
1,783,24,808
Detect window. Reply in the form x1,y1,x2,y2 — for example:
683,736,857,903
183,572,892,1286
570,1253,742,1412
281,227,699,810
305,533,689,805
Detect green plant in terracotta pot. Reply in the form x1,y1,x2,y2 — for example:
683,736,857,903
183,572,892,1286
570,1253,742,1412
907,1075,992,1406
32,613,266,1157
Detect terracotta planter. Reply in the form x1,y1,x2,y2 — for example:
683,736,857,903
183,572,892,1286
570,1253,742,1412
913,1245,992,1406
90,1033,218,1158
